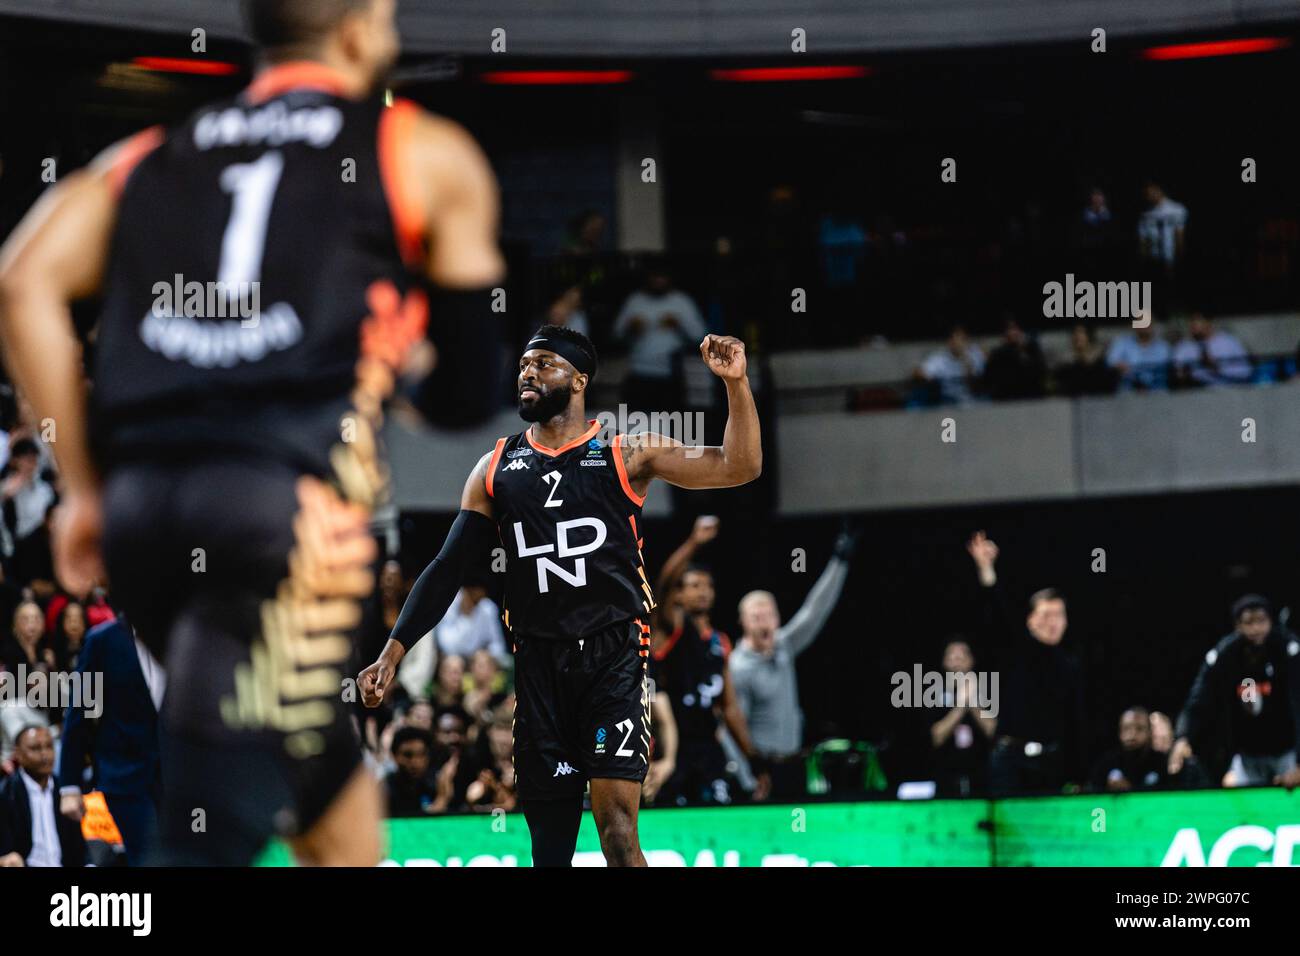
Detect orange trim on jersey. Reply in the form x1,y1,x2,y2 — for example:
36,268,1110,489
377,98,429,269
485,437,507,498
627,514,644,551
653,624,683,661
525,419,600,457
244,61,353,104
107,126,165,198
611,434,647,507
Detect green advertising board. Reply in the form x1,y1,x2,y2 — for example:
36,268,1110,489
257,788,1300,866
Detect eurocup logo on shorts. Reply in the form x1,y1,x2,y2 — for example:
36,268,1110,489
595,726,607,754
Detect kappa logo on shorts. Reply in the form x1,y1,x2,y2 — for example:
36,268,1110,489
504,459,531,472
553,761,577,777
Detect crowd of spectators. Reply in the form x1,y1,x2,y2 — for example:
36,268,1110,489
910,312,1262,406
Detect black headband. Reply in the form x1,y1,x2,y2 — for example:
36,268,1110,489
526,334,596,379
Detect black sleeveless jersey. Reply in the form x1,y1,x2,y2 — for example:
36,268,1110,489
652,618,731,738
90,69,428,482
486,422,656,640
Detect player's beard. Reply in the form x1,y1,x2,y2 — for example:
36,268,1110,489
518,383,572,422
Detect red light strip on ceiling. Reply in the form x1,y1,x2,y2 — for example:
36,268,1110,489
1140,37,1291,60
480,70,634,85
709,65,870,82
131,57,241,75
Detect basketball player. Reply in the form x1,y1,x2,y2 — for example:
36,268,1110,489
359,326,761,866
0,0,504,864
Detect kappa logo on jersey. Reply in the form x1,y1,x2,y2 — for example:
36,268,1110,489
503,459,530,472
513,517,608,592
553,762,577,777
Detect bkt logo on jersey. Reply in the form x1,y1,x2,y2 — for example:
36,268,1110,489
514,518,607,592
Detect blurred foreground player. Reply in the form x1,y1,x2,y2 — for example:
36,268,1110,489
0,0,504,864
360,328,762,865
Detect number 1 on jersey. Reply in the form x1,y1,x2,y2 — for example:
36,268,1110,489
218,150,284,290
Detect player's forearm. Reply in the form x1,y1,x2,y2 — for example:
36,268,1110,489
0,287,97,493
719,377,762,484
723,704,756,757
388,509,494,651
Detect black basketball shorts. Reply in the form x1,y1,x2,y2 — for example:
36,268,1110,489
512,617,651,801
101,455,364,864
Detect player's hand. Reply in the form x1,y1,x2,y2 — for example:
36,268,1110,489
691,515,720,546
642,759,675,803
60,792,84,822
1273,766,1300,790
51,489,106,599
0,852,24,867
700,334,748,381
358,652,398,708
1168,737,1193,775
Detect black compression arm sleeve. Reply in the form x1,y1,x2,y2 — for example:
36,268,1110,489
390,509,497,651
417,286,504,428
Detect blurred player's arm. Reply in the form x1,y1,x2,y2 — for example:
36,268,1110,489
621,335,761,493
359,452,496,706
642,692,677,804
718,663,757,759
400,109,506,427
0,145,130,594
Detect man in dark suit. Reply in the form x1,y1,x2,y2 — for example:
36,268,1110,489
57,616,162,866
0,724,86,866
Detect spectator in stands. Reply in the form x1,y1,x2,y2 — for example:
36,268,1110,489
915,325,985,404
1080,187,1114,240
1171,313,1252,387
967,532,1086,796
1106,319,1171,391
465,710,518,812
435,582,509,666
1089,707,1167,793
1,438,55,583
1150,710,1173,754
50,599,87,672
543,283,591,340
614,264,707,416
982,318,1048,400
929,638,996,797
461,648,509,725
561,209,606,257
57,617,163,866
432,653,466,711
384,726,438,817
651,517,760,806
1,601,54,762
730,522,857,802
0,725,85,867
1169,594,1300,788
1055,324,1116,396
427,708,477,813
1137,181,1188,272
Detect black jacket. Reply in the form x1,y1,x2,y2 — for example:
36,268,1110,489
1175,628,1300,761
0,770,86,867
